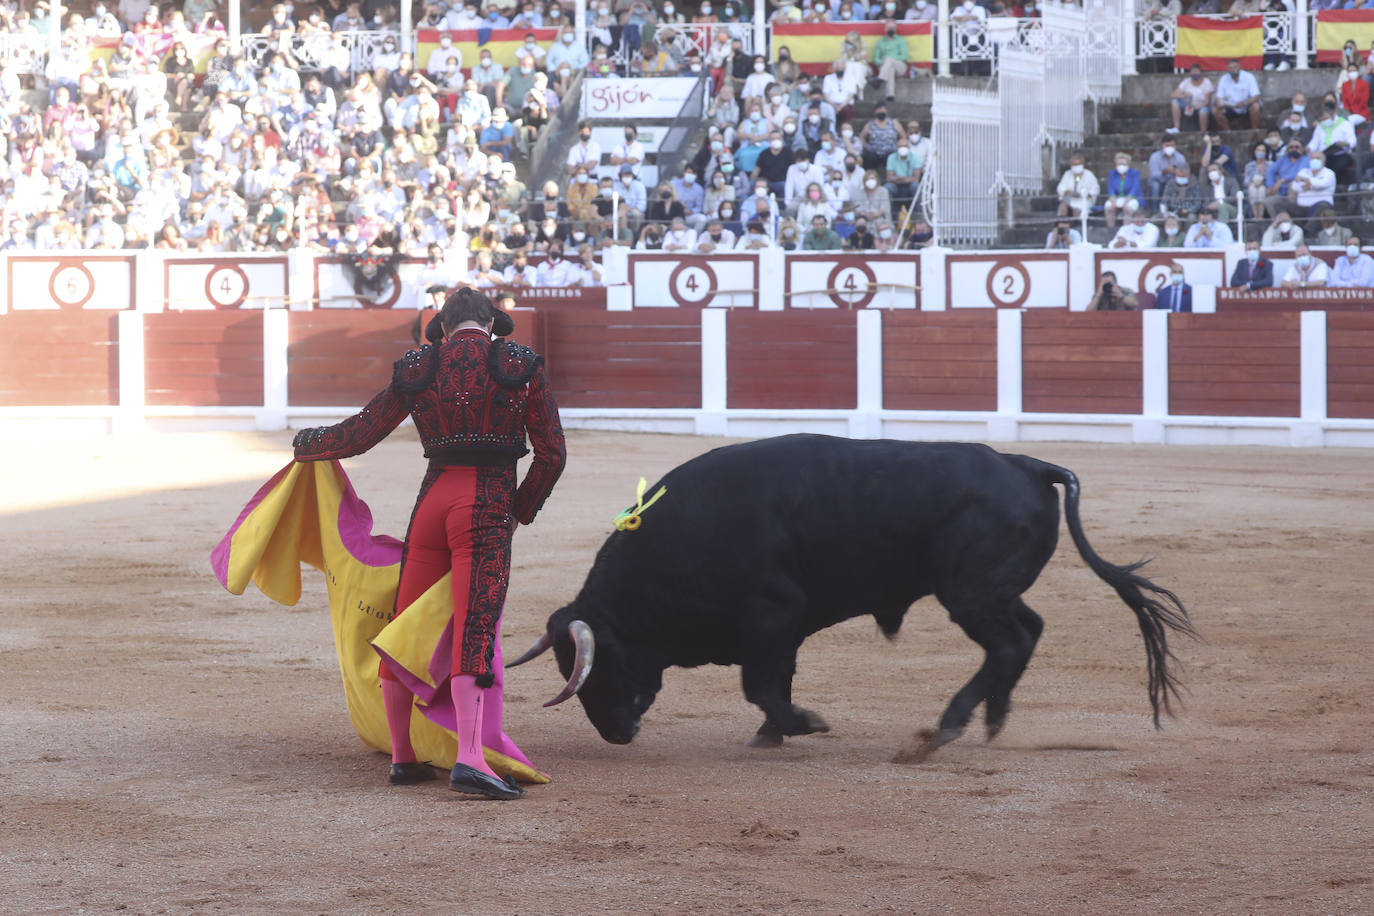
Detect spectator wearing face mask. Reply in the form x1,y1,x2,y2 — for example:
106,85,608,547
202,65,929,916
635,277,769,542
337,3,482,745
907,0,937,21
1104,152,1145,230
672,169,706,224
753,132,793,198
547,26,589,82
497,55,539,118
1153,264,1193,313
1159,164,1202,220
1146,135,1187,210
1307,101,1356,182
884,139,920,208
1281,244,1328,289
1326,235,1374,287
1200,164,1240,223
1260,211,1303,248
616,166,648,225
567,121,601,169
1264,138,1309,213
813,130,846,175
802,213,842,250
1184,205,1234,249
610,126,645,176
1290,150,1336,216
872,18,908,103
471,49,506,108
1312,208,1352,248
1109,210,1159,250
1230,240,1274,291
694,218,736,253
1055,153,1099,219
859,105,905,172
796,182,836,227
1339,62,1370,126
567,166,600,223
854,168,892,222
784,149,825,208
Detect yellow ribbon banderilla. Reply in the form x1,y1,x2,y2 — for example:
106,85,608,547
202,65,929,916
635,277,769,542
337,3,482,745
612,477,667,531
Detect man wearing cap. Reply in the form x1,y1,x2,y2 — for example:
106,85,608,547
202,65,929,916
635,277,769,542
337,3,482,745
293,288,565,800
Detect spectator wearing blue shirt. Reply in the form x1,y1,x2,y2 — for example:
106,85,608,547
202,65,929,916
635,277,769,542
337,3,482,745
1327,236,1374,287
479,108,515,160
1184,206,1234,249
671,168,706,230
1104,151,1145,230
1264,138,1308,213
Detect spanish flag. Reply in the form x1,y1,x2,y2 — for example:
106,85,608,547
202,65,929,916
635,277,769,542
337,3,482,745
1315,11,1374,64
87,33,219,73
212,459,548,784
772,22,932,76
1174,15,1263,71
417,27,559,71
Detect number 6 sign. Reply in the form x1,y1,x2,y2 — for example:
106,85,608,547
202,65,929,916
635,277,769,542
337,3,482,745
48,263,96,309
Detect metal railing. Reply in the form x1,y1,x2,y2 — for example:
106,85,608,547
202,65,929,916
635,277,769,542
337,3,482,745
1136,12,1295,61
239,29,395,75
648,70,711,183
594,21,752,75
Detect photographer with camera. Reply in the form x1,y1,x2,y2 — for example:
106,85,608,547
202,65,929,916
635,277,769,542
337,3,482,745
1044,219,1082,250
1088,270,1139,311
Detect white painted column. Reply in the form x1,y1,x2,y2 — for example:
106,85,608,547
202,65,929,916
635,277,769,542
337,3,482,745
1192,284,1216,313
1295,0,1309,71
759,248,785,310
575,0,586,49
1066,242,1098,311
1121,7,1136,76
919,245,946,310
851,309,883,439
135,249,164,313
48,0,63,60
401,0,413,55
604,246,631,310
696,307,727,435
114,310,146,436
0,253,8,314
1294,310,1327,446
990,308,1021,441
228,0,241,47
287,248,315,310
260,308,289,431
754,0,767,58
1135,308,1168,443
937,0,951,77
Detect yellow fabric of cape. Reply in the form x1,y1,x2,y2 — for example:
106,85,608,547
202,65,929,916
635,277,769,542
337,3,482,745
212,460,548,785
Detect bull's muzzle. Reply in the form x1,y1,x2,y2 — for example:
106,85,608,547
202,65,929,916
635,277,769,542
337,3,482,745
506,621,595,708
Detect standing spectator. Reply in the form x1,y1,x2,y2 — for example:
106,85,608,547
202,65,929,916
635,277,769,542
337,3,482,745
1281,244,1328,288
1147,134,1188,209
1184,206,1234,249
1339,61,1370,126
1326,236,1374,287
567,121,601,170
1153,264,1192,312
1104,152,1144,230
1109,210,1159,249
820,58,854,123
802,213,842,249
1055,153,1099,219
1230,240,1274,290
1213,58,1261,130
872,18,909,103
1167,65,1213,134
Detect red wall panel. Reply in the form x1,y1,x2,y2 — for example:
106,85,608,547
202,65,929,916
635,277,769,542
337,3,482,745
1168,313,1300,417
0,311,119,406
144,311,264,407
1327,312,1374,419
542,311,701,408
727,311,856,409
883,311,997,411
1023,311,1142,414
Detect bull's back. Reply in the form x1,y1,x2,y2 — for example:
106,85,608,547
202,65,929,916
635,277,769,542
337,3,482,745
584,435,1060,646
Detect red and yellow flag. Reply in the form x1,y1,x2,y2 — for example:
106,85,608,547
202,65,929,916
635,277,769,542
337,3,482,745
1315,10,1374,64
1174,15,1262,71
772,21,932,76
417,27,559,71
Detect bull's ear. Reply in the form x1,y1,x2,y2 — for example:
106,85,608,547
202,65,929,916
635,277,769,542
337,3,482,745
506,631,552,668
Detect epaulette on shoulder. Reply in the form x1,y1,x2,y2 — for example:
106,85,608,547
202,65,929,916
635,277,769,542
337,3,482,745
487,338,544,388
393,344,439,393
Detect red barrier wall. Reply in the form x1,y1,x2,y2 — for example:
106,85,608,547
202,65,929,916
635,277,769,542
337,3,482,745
288,311,419,406
882,312,997,411
1327,312,1374,419
0,311,119,406
542,311,701,408
1023,311,1142,414
144,312,264,407
727,311,857,409
1169,314,1301,417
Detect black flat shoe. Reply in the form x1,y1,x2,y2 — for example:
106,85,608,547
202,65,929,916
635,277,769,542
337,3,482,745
389,761,438,785
448,763,526,800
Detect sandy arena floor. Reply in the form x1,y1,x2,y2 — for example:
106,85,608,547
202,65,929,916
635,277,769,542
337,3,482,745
1,428,1371,914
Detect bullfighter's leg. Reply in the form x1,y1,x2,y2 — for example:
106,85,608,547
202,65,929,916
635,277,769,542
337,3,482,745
983,599,1044,742
741,654,829,741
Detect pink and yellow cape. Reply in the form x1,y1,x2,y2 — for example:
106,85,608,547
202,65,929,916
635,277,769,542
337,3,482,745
211,460,548,785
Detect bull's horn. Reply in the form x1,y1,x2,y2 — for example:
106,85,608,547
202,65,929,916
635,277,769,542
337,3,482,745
506,631,552,668
543,620,595,708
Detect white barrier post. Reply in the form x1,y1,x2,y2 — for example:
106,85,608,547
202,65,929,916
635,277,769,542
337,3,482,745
1136,309,1168,443
697,308,727,436
1295,310,1327,446
919,246,946,310
260,309,289,431
1295,0,1309,70
852,309,883,439
759,248,785,310
990,308,1022,441
114,310,146,436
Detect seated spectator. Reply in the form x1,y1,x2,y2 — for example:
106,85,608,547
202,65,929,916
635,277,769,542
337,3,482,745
1167,65,1213,134
573,244,604,287
1213,58,1261,131
1201,163,1240,222
1281,244,1329,288
504,249,538,286
1109,210,1159,249
610,125,645,176
884,138,921,209
1104,152,1144,230
1045,218,1082,249
1185,206,1234,249
638,39,679,76
616,166,648,224
547,26,587,95
859,103,904,172
1088,271,1138,311
734,219,774,250
1327,237,1374,287
635,222,666,249
1264,137,1308,213
694,218,736,252
647,183,688,226
567,121,601,170
1244,141,1272,220
536,241,576,285
1056,153,1099,219
1230,240,1274,290
498,55,539,118
1339,61,1370,126
1154,264,1192,313
1201,132,1237,182
784,148,825,209
479,109,516,161
660,216,696,251
1147,135,1187,208
854,169,891,222
821,57,855,124
753,132,792,198
1313,208,1352,247
672,167,706,229
1160,164,1202,219
1291,149,1336,217
872,18,908,103
797,181,836,226
1158,216,1186,248
802,213,842,250
1307,100,1355,182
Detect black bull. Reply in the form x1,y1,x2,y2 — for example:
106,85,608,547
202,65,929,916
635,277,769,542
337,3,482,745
510,435,1195,759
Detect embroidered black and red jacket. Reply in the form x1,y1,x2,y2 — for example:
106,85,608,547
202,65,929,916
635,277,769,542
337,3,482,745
292,328,566,524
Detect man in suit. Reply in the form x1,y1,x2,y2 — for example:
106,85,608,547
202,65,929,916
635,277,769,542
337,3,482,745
1230,239,1274,290
1154,262,1193,312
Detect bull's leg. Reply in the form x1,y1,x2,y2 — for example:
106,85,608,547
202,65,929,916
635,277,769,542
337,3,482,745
894,600,1025,764
741,656,829,743
983,599,1043,741
746,668,794,748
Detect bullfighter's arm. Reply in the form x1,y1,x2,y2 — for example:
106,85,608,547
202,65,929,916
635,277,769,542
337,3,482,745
512,365,567,524
292,385,409,462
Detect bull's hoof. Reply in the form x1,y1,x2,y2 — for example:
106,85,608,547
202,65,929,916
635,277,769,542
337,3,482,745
799,708,830,735
747,731,784,748
891,727,962,765
985,719,1005,743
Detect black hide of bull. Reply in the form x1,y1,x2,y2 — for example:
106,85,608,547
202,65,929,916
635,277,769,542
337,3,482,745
514,434,1194,756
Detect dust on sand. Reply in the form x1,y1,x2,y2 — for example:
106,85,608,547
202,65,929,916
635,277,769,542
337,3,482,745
1,430,1371,914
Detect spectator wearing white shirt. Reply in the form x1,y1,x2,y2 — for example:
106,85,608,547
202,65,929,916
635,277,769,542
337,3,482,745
741,56,777,101
503,250,538,286
1281,244,1329,288
1307,101,1356,181
694,219,737,253
1056,153,1100,217
734,219,775,250
784,149,826,207
535,242,577,286
428,36,463,79
1108,210,1160,249
1184,207,1234,249
949,0,988,76
1290,150,1336,215
813,130,846,175
661,217,698,252
1168,65,1213,134
567,121,601,170
609,125,644,176
1213,59,1261,131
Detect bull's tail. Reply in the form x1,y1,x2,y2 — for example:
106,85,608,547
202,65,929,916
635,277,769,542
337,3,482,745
1029,459,1197,728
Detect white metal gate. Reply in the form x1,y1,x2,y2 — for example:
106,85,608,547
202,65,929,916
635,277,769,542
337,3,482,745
1083,0,1124,103
998,48,1046,196
1042,5,1087,151
931,86,1003,246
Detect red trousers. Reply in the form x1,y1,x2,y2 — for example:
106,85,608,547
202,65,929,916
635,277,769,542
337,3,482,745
379,464,515,684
